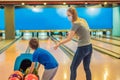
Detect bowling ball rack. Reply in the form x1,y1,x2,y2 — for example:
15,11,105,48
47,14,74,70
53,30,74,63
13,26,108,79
9,46,39,80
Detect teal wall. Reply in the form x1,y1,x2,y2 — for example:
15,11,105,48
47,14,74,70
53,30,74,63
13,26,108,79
112,7,120,36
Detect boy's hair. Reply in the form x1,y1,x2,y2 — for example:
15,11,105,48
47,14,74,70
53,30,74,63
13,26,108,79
29,38,39,49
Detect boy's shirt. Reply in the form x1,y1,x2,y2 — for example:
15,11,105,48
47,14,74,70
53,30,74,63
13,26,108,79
32,48,58,69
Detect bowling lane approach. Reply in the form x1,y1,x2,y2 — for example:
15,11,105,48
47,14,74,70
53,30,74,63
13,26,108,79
0,39,29,80
63,39,120,80
1,38,120,80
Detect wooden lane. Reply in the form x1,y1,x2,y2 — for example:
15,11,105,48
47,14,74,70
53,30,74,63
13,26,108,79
109,36,120,41
0,40,29,80
113,36,120,40
0,37,3,41
92,37,120,46
91,39,120,54
0,40,15,50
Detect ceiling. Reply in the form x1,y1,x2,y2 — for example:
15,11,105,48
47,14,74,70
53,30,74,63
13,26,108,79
0,0,120,1
0,0,119,6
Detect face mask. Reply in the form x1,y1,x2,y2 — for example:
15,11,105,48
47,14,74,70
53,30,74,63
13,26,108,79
68,16,72,21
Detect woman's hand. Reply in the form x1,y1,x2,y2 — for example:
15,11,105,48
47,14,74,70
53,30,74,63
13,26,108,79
54,31,75,50
54,43,60,50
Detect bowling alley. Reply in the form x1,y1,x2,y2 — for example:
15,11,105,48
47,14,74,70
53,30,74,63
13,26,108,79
0,0,120,80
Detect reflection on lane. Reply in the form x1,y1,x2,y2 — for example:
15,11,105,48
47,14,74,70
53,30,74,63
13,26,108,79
91,39,120,54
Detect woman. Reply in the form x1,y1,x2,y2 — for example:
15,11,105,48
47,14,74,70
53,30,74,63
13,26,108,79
54,7,92,80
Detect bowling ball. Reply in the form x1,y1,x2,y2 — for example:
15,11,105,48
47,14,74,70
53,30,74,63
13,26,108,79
25,67,38,75
24,74,38,80
9,77,19,80
13,71,23,77
9,71,23,80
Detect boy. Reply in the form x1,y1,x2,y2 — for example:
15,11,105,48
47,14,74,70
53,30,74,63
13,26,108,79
29,38,58,80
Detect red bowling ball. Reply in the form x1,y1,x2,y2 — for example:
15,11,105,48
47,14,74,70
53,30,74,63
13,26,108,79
9,71,23,80
24,74,38,80
9,77,19,80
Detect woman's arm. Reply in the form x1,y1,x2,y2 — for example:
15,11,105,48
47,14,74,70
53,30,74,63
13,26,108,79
54,30,75,50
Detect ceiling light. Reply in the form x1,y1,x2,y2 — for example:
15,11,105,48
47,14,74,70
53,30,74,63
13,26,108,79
43,3,47,5
21,2,25,5
104,2,107,5
63,2,66,5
